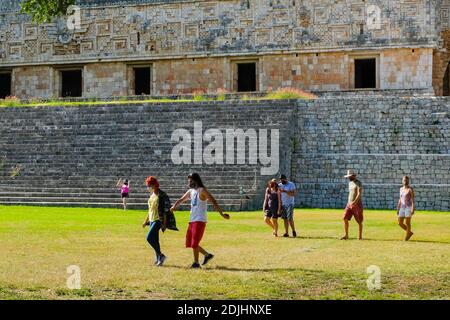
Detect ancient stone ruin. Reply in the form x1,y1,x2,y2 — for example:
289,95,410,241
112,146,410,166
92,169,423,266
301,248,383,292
0,0,450,98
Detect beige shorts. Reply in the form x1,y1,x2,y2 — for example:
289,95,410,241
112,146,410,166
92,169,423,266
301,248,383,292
398,207,412,218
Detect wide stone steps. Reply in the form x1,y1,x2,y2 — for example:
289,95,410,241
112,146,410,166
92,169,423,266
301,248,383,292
0,102,292,210
0,191,256,199
0,174,264,181
0,194,249,202
0,201,245,211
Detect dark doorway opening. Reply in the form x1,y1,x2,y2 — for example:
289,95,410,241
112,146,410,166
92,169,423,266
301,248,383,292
355,58,376,89
61,70,82,97
443,63,450,96
134,67,151,95
0,72,12,99
237,63,256,92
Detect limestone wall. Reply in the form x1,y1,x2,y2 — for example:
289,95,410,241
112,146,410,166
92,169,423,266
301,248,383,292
0,0,438,67
85,62,128,97
4,48,436,98
0,97,448,211
1,0,446,97
13,66,54,99
294,97,450,211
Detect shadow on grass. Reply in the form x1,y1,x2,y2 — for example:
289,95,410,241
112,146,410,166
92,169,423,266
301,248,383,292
295,235,450,244
164,264,323,273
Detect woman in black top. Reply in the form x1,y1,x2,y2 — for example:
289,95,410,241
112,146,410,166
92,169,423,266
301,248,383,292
263,179,282,237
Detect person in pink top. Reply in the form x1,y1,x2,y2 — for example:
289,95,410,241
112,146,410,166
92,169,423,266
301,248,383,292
116,178,130,210
396,176,415,241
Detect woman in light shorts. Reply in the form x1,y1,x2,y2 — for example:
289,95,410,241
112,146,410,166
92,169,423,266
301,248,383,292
396,176,415,241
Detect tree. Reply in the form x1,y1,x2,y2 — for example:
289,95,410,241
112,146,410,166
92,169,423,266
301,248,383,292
20,0,75,23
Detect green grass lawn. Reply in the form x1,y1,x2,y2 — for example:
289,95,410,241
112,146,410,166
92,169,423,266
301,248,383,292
0,205,449,300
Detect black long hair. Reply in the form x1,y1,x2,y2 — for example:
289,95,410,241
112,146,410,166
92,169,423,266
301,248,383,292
188,173,205,188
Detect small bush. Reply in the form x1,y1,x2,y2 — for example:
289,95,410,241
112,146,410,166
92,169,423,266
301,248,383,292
216,88,229,101
0,96,20,107
28,98,43,105
215,88,228,101
263,87,316,100
193,90,207,101
10,164,23,178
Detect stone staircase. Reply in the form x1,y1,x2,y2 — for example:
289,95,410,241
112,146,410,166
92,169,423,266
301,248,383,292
0,101,296,211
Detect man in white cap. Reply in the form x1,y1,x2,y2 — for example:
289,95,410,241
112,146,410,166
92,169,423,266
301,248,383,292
341,170,364,240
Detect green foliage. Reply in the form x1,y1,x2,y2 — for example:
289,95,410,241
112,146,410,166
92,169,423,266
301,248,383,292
263,87,317,100
10,164,23,178
216,93,226,101
0,96,20,107
192,90,207,101
20,0,75,23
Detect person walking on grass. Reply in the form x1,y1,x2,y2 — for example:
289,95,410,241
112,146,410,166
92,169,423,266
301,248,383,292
116,178,130,210
263,178,282,237
341,170,364,240
170,173,230,269
142,176,173,267
278,174,297,238
397,176,415,241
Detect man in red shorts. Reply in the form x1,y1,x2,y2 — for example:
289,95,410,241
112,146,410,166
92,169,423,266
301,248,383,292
170,173,230,268
341,170,364,240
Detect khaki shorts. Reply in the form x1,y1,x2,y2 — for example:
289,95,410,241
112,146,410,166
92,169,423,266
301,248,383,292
398,207,412,218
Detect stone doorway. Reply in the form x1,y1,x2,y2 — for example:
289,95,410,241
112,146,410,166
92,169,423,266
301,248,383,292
134,67,151,95
443,62,450,96
232,60,258,92
60,69,83,97
0,71,12,99
354,58,376,89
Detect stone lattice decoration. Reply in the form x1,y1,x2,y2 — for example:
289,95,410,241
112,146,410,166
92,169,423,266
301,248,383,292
0,0,442,64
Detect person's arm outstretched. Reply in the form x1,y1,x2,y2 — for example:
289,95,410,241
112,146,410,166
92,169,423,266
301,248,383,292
202,188,230,219
170,190,191,212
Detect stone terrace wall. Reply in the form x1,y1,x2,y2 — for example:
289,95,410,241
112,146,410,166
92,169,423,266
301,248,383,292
0,97,448,211
295,97,450,211
0,101,295,210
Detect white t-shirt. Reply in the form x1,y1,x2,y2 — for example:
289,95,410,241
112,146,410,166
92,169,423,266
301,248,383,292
278,181,296,206
189,188,208,222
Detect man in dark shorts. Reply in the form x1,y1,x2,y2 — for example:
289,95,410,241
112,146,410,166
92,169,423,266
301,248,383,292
341,170,364,240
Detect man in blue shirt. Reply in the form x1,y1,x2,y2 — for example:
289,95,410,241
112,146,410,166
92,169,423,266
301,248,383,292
278,174,297,237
